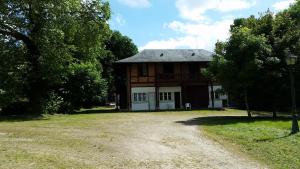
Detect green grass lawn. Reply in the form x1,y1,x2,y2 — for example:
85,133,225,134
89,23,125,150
195,111,300,169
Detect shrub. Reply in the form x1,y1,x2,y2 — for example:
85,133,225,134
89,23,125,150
41,92,64,115
0,101,30,115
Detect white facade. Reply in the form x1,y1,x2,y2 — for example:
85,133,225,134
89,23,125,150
159,86,181,110
131,86,181,111
131,87,156,111
208,85,228,108
131,85,227,111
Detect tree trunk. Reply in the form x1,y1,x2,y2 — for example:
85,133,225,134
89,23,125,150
272,110,277,119
272,104,277,119
210,81,215,109
27,43,44,114
244,89,251,118
28,82,43,114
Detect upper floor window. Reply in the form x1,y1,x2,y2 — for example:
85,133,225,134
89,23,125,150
163,64,174,74
138,64,148,77
189,63,200,74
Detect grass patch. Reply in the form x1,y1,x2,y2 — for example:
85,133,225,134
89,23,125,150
189,111,300,169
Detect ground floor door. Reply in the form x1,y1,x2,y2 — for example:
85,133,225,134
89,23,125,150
185,85,209,108
148,92,156,110
174,92,181,109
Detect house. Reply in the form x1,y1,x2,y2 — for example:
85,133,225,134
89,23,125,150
116,49,228,111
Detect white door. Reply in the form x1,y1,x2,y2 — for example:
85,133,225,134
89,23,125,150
148,92,156,110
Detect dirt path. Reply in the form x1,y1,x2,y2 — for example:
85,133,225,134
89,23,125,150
0,112,267,169
98,114,267,169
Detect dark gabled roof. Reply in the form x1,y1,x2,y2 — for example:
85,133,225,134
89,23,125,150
116,49,214,63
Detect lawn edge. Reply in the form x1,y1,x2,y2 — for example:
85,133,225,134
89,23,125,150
200,126,270,169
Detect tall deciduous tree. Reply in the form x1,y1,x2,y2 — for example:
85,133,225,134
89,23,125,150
102,31,138,102
209,26,272,117
208,1,300,116
0,0,111,113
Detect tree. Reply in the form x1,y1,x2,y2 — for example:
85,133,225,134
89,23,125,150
201,69,215,109
273,0,300,116
101,31,138,103
0,0,111,114
62,63,107,110
207,1,300,119
209,26,272,117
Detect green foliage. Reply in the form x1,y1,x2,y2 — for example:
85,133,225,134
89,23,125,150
0,38,27,107
105,31,138,60
101,31,138,102
208,1,300,110
41,92,64,115
63,63,107,110
0,0,112,114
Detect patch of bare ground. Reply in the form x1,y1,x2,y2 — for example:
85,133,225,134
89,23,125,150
0,112,267,169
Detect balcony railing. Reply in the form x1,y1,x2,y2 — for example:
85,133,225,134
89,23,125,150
130,73,207,83
157,73,206,82
131,76,155,83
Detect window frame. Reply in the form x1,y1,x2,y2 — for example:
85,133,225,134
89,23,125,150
159,92,172,101
162,64,174,74
138,63,149,77
133,92,147,103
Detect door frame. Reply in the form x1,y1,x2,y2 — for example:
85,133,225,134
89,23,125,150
174,92,181,109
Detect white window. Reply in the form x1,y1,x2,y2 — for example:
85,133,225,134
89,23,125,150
133,93,147,102
160,92,172,101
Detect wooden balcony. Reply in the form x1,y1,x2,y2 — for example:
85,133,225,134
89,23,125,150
131,76,155,83
157,73,206,83
131,73,207,84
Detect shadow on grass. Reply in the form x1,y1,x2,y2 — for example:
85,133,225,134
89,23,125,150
254,134,292,142
176,116,292,126
0,114,47,122
73,108,119,114
176,115,294,141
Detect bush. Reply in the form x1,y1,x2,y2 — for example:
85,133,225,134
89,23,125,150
41,92,64,115
62,63,107,110
0,101,30,115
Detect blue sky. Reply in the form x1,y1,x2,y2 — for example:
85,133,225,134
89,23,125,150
109,0,296,51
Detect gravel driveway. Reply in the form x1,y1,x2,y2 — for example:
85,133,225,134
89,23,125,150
0,111,267,169
96,112,266,169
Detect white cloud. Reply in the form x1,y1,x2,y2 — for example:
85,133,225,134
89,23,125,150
139,0,246,50
115,14,126,26
175,0,256,21
272,0,295,11
118,0,150,8
139,19,233,51
109,13,126,28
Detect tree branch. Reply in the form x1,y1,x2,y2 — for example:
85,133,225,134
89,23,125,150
0,27,31,47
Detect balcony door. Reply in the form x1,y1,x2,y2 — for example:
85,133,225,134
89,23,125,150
138,63,148,77
162,63,174,79
189,63,199,80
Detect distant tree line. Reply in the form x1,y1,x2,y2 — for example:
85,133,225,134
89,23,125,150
206,0,300,116
0,0,137,115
